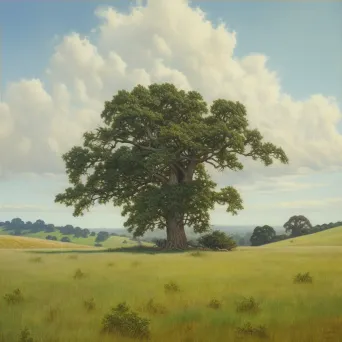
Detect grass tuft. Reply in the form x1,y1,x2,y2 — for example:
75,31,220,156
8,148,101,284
293,272,313,284
4,288,24,304
235,296,260,314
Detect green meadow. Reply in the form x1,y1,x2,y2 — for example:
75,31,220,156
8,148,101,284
0,228,153,249
1,237,342,341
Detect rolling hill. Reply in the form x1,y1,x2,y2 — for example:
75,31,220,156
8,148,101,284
264,226,342,247
0,227,154,249
0,235,93,249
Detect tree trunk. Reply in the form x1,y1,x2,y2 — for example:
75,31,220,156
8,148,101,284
165,215,188,250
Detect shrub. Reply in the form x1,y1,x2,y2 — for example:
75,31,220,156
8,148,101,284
73,268,85,279
164,281,180,293
60,237,71,243
84,298,96,311
102,302,150,340
94,243,103,247
4,288,23,304
198,230,236,250
95,231,110,243
235,297,260,314
18,328,34,342
293,272,313,284
207,299,222,309
236,322,268,338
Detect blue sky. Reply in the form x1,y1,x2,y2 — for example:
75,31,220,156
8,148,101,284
0,0,341,229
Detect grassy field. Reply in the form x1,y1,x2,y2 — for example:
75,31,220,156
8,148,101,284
0,235,92,249
0,228,153,249
265,226,342,247
1,246,342,342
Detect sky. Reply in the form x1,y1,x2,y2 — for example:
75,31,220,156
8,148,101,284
0,0,341,230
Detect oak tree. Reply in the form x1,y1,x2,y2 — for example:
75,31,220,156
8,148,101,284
284,215,312,237
250,225,276,246
55,83,288,249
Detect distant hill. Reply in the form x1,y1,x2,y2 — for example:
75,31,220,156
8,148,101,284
91,225,283,240
263,226,342,247
0,235,92,249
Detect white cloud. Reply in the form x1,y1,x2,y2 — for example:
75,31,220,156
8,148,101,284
0,0,341,179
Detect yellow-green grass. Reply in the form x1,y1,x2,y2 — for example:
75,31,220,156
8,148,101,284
0,235,93,249
264,226,342,247
1,247,342,341
0,228,153,248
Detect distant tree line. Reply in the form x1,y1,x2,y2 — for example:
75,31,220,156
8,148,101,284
250,216,342,246
0,218,117,244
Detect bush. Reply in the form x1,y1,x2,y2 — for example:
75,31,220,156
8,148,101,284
60,237,71,243
4,288,23,304
94,243,103,247
235,297,260,314
102,302,150,340
293,272,313,284
198,230,236,250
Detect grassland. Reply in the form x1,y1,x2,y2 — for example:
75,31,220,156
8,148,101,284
1,246,342,342
264,226,342,247
0,235,92,249
0,227,153,249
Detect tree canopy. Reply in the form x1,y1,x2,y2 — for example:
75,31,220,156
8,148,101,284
55,83,289,249
250,225,276,246
284,215,312,237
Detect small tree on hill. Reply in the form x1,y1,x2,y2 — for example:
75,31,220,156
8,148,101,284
284,215,312,237
55,83,288,249
250,225,276,246
61,236,71,243
95,231,110,242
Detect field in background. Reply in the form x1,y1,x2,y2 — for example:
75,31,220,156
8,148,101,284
265,226,342,247
0,235,92,249
0,228,154,249
1,246,342,342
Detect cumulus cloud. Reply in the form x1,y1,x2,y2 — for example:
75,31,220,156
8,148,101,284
0,0,341,180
